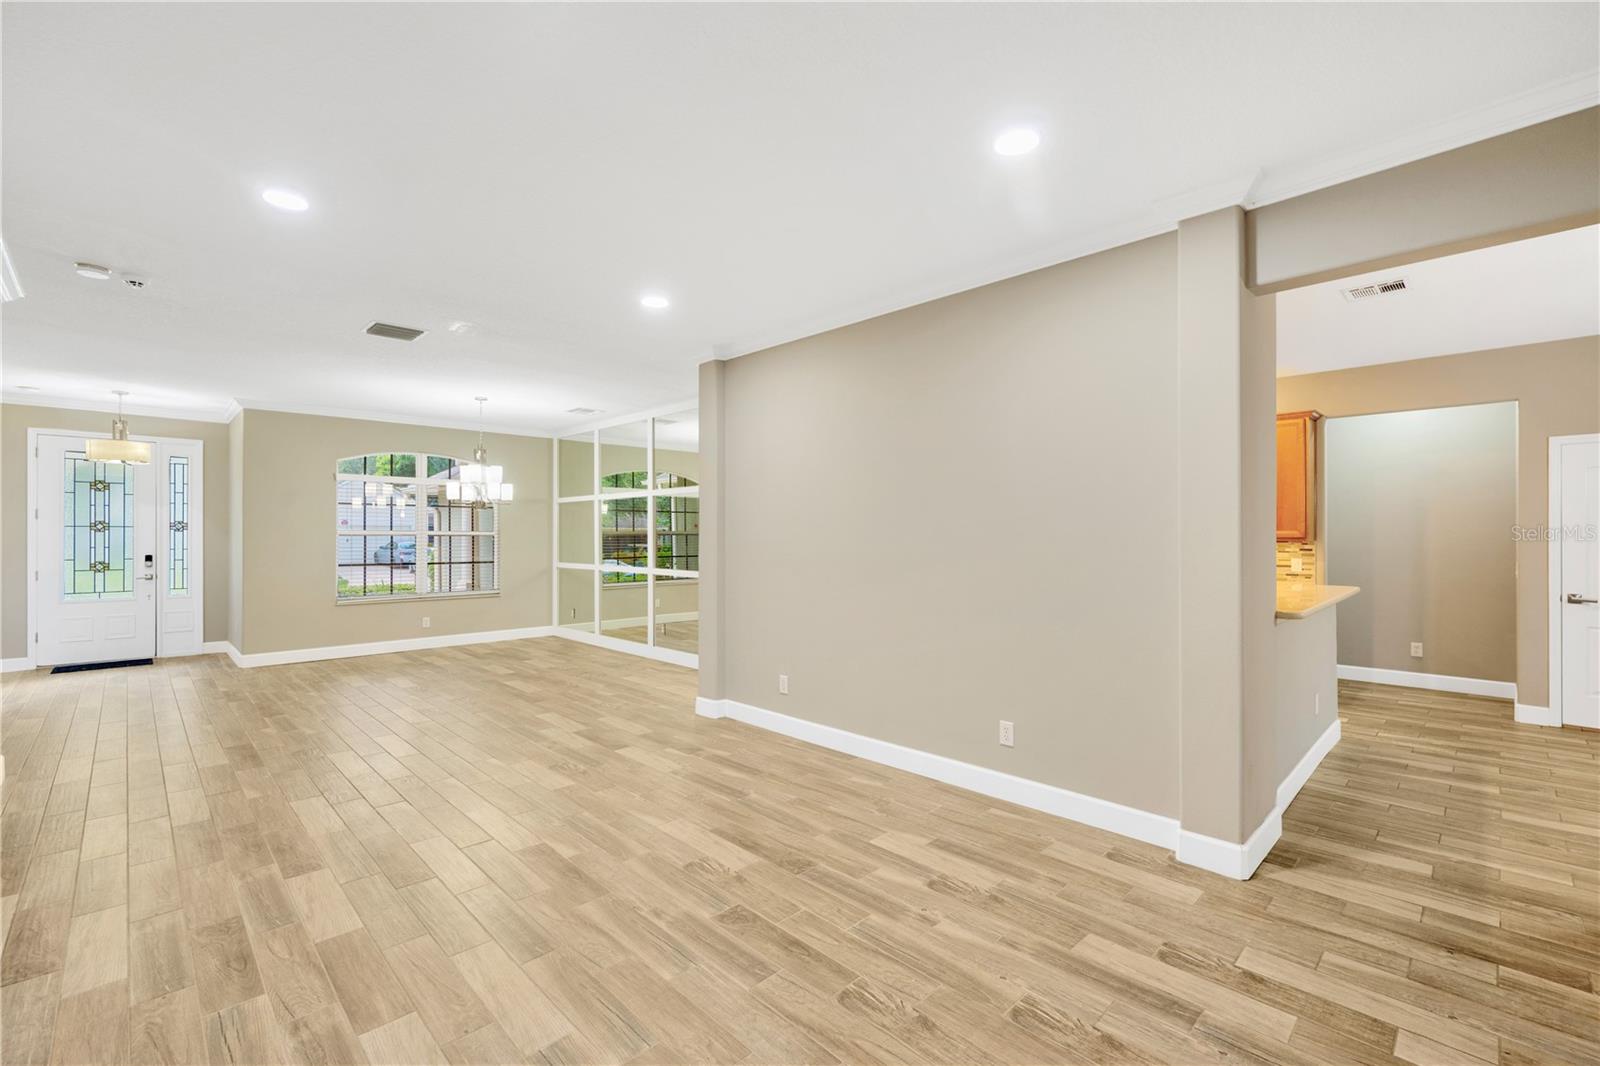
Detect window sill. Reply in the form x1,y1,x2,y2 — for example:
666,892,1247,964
335,590,501,606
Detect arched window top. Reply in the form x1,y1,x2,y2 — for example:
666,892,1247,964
600,470,697,491
336,453,472,479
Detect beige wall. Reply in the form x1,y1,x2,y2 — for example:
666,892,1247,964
1,403,231,658
1248,108,1600,291
1324,402,1517,682
1278,337,1600,708
1274,608,1338,786
233,409,552,655
706,232,1185,818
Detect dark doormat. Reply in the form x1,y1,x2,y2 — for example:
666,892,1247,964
51,658,154,674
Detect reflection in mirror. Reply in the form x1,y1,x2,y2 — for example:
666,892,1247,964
600,497,648,571
599,421,651,491
653,576,698,653
559,501,595,564
558,567,595,633
558,433,594,497
601,576,650,645
651,410,699,488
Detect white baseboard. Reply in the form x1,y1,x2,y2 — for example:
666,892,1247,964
1514,703,1559,727
1,657,35,673
1337,664,1515,700
200,641,232,655
551,627,698,669
1277,718,1342,811
1177,809,1283,881
692,695,1345,883
692,697,1179,850
1180,717,1342,880
225,627,555,668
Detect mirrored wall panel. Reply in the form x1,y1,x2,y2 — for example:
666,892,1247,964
553,409,699,660
601,580,650,645
558,433,594,497
558,501,595,564
653,576,698,653
558,567,595,633
599,421,651,492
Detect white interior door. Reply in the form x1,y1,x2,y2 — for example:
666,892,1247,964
1558,437,1599,728
36,433,158,666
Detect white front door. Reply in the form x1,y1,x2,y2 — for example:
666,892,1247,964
36,433,158,666
1558,437,1599,728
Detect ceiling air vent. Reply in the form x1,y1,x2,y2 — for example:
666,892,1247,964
1341,278,1408,302
566,406,601,415
365,321,426,341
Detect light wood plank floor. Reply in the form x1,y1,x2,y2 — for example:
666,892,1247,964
1,644,1596,1065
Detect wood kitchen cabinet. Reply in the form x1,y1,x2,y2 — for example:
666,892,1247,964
1277,410,1321,542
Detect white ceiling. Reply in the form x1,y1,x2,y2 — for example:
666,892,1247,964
1277,225,1600,377
2,4,1596,432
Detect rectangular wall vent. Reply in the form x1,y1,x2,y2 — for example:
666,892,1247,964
365,322,426,341
1341,278,1408,302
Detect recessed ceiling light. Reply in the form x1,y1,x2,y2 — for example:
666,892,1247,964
74,261,112,280
262,188,310,212
992,128,1041,157
447,321,477,334
639,293,670,310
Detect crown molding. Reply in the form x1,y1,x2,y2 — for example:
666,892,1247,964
230,397,558,439
0,390,235,423
1247,68,1600,208
0,389,560,439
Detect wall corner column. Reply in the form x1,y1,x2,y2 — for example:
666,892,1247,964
1177,206,1279,877
697,359,727,707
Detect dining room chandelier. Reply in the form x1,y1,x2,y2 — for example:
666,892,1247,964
446,397,514,507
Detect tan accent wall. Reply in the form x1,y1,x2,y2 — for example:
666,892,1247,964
707,232,1185,817
1274,607,1338,788
233,409,552,655
0,403,231,659
1323,402,1517,683
1277,337,1600,708
1247,108,1600,292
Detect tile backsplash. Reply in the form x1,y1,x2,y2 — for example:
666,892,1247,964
1276,541,1318,585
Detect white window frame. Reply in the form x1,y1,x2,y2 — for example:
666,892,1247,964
552,400,699,668
335,452,500,605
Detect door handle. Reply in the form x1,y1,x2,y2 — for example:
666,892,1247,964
1568,593,1598,605
138,574,156,582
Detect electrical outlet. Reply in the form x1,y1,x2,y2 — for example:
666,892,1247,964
1289,556,1303,574
1410,642,1423,658
569,607,577,621
778,674,789,695
655,597,661,608
1314,693,1321,717
421,616,430,629
999,720,1014,747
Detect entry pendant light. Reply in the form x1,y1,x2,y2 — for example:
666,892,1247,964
446,397,514,508
85,391,152,464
